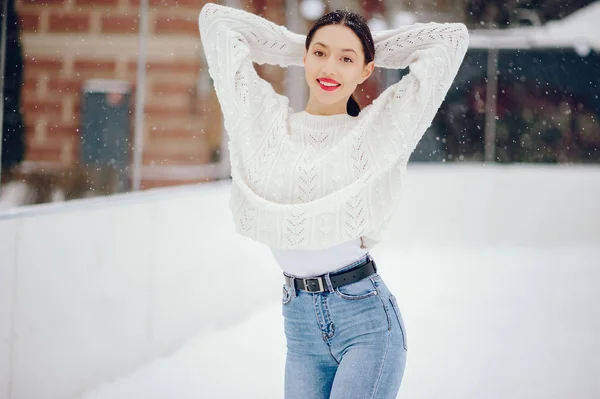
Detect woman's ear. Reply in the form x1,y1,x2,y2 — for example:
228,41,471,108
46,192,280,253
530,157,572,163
360,61,375,83
303,50,307,65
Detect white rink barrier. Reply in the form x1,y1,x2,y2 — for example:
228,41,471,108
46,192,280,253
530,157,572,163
0,164,599,399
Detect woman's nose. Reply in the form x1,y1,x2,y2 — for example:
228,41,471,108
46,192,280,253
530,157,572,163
320,57,337,76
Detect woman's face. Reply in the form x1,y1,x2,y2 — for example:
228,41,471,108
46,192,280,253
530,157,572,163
303,24,374,115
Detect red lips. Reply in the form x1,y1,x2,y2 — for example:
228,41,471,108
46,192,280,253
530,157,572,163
317,77,341,92
318,78,340,85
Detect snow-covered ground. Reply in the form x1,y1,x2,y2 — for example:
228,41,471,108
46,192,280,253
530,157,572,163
81,244,600,399
2,165,599,399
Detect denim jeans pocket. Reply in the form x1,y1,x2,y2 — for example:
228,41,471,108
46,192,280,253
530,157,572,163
282,284,293,305
333,275,378,300
389,295,408,350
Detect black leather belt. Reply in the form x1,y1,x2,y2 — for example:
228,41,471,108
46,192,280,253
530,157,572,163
283,256,377,293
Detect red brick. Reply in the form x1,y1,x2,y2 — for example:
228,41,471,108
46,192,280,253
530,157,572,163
101,15,139,34
24,57,63,73
154,15,198,35
25,124,36,136
21,0,65,5
23,100,63,116
152,82,193,95
27,135,75,148
75,0,118,5
144,101,198,119
25,138,73,162
47,123,81,139
20,12,41,33
149,126,203,140
142,151,209,165
26,122,81,140
49,13,90,33
144,104,190,118
26,148,63,162
47,78,83,94
189,97,218,118
127,61,200,74
21,90,37,104
143,138,209,160
141,178,213,190
73,59,117,74
23,115,39,128
130,0,208,7
23,79,39,92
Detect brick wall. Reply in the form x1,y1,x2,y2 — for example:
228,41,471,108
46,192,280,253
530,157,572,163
390,0,467,21
15,0,287,190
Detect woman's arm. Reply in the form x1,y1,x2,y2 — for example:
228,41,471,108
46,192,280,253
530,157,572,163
368,22,469,157
198,3,305,132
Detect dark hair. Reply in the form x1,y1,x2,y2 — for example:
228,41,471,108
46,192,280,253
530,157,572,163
305,9,375,117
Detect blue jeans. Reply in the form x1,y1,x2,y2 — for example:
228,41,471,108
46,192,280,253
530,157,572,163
281,256,408,399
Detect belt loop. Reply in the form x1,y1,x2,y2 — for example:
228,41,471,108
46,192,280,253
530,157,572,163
324,272,335,293
290,276,297,297
367,253,377,273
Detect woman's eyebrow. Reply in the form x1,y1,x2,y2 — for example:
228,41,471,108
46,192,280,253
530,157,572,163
313,42,358,55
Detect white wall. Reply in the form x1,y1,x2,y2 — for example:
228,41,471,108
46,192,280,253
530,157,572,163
0,218,17,399
0,164,598,399
0,181,280,399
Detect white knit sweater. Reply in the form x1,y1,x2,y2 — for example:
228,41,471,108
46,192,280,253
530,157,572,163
198,3,469,250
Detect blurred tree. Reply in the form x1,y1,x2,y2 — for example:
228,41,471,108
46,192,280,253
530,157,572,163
1,0,26,180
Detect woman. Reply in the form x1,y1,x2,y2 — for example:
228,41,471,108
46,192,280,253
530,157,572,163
199,3,468,398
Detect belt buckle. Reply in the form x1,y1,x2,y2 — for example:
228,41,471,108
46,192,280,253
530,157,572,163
303,277,325,293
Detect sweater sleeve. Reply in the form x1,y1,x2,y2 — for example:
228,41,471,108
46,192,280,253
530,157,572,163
367,22,469,157
198,3,306,133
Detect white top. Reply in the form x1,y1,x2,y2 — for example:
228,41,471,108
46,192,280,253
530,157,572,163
198,4,469,253
271,238,369,278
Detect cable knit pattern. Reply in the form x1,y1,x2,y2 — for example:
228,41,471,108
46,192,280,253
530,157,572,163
199,3,469,250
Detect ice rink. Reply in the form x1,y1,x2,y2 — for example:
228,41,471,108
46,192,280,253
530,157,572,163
2,165,599,399
79,245,600,399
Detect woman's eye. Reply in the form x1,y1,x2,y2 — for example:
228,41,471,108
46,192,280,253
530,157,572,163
314,51,324,57
343,57,353,63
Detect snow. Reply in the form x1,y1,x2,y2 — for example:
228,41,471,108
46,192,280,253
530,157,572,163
2,165,599,398
81,247,600,398
540,1,600,47
469,2,600,50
